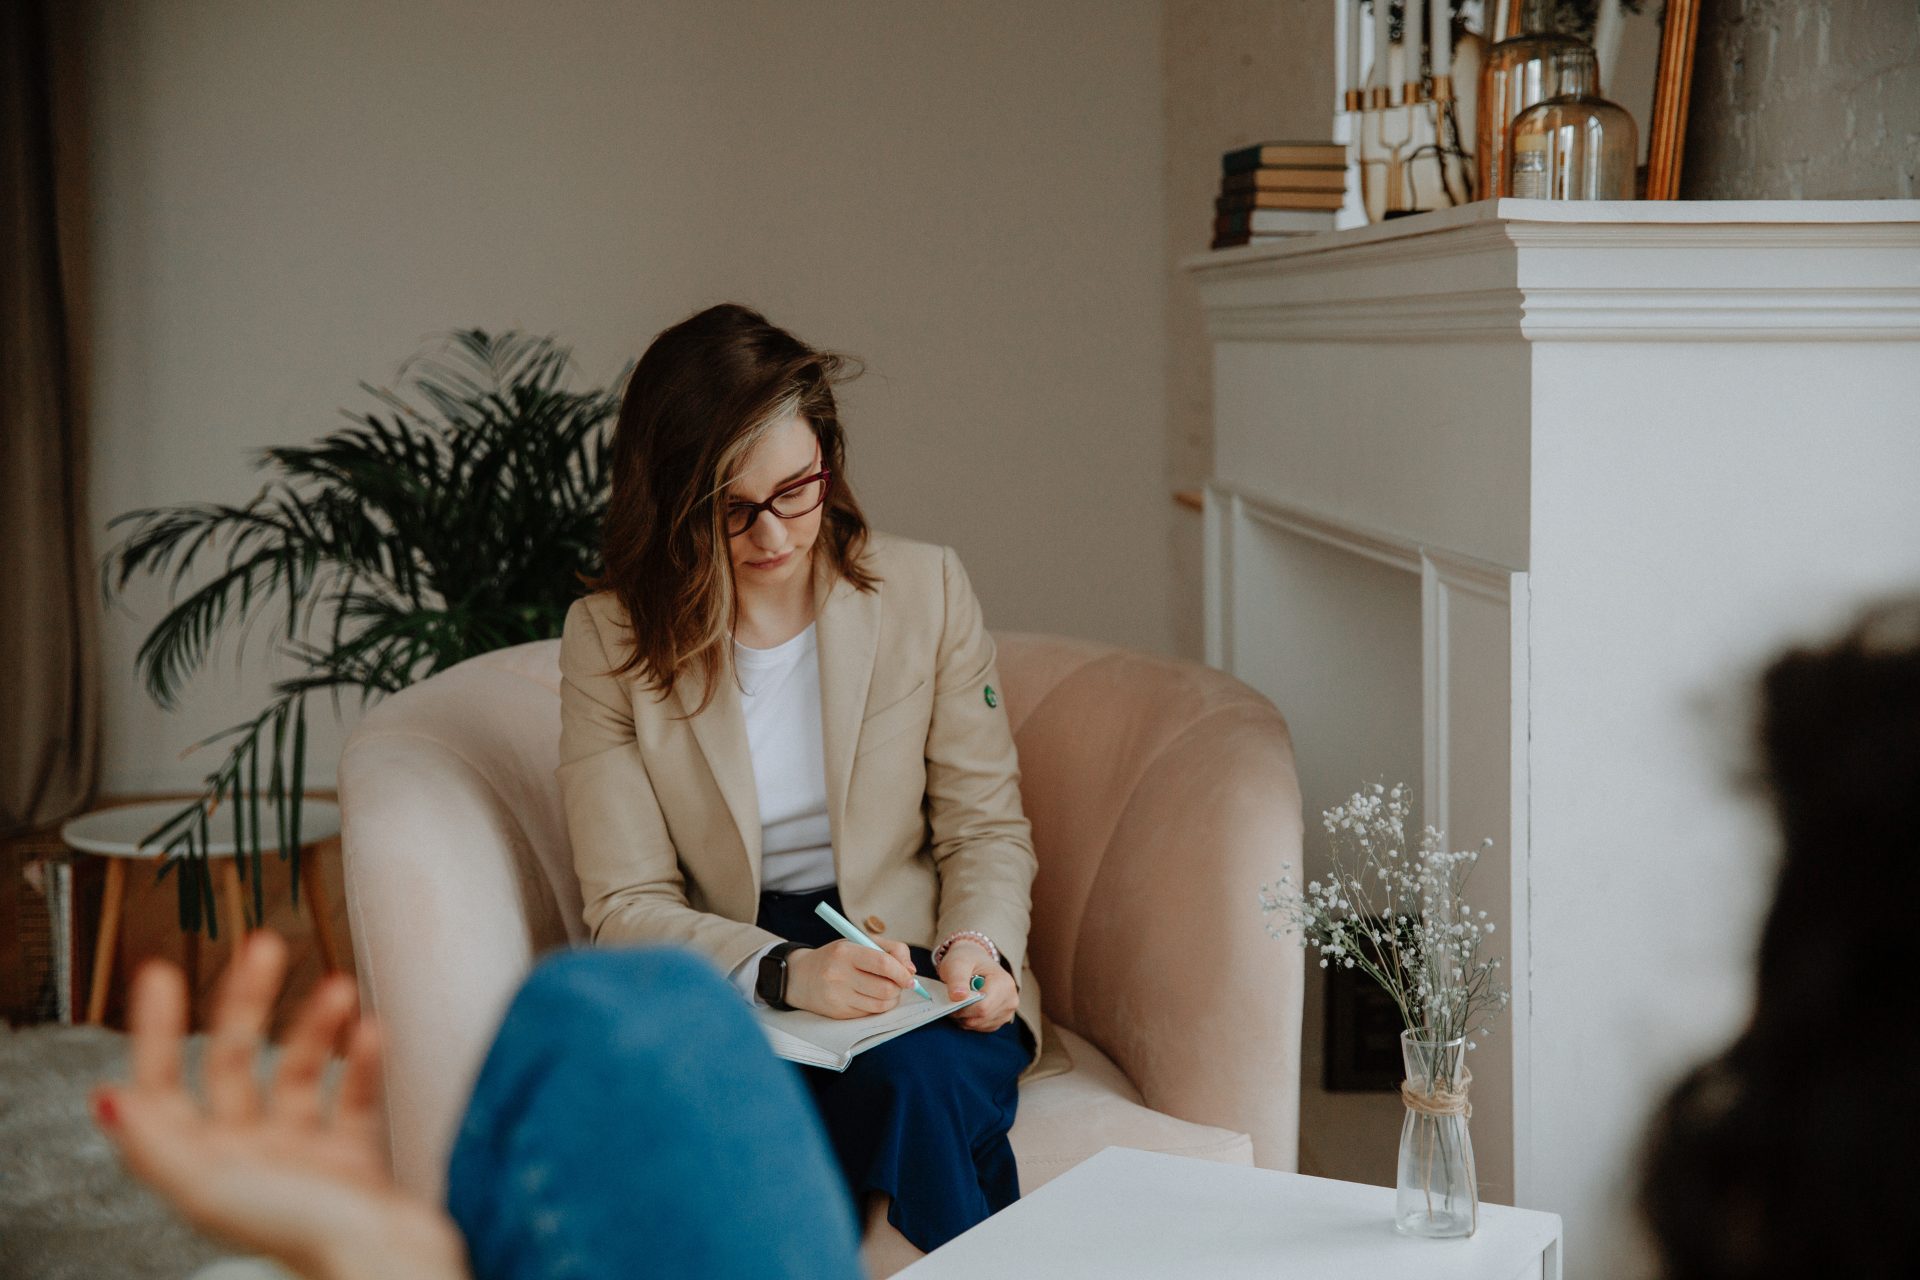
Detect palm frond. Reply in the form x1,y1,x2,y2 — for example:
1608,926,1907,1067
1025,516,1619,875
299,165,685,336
105,329,621,937
128,547,291,708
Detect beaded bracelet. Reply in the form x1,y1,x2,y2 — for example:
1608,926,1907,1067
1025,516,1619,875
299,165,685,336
932,930,1000,968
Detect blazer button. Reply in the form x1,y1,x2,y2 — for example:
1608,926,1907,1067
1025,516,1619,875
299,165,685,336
864,915,886,935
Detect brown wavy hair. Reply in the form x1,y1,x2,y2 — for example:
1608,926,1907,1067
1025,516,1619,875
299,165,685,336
582,303,878,716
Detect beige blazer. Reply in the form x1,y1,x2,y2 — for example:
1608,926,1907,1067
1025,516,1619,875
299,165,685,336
556,530,1047,1066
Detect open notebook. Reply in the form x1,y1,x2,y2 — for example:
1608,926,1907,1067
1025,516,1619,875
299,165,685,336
754,986,985,1071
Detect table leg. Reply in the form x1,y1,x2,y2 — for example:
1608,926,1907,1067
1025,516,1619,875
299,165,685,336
86,859,127,1025
214,859,250,942
300,843,342,974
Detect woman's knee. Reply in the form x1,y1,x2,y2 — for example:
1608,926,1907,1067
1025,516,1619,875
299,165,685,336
456,944,773,1170
502,945,743,1055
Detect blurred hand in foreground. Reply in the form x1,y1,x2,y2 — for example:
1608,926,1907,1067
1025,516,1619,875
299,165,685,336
90,930,469,1280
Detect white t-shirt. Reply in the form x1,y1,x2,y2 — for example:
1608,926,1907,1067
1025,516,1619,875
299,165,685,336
725,621,835,1004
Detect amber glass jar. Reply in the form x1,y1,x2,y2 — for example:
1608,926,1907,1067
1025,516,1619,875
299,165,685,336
1508,46,1637,200
1476,0,1590,199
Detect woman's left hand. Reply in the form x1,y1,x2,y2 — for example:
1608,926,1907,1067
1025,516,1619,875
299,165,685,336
935,940,1018,1033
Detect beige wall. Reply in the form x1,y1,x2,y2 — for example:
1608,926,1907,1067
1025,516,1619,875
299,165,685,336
1160,1,1333,663
86,0,1169,795
1160,1,1411,1190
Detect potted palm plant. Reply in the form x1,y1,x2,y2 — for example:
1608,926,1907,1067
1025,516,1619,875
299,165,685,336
101,330,623,936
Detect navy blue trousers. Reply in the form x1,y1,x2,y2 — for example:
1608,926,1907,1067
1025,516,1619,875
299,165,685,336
758,886,1035,1254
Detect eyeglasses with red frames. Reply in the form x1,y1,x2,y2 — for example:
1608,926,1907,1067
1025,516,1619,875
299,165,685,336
724,467,832,538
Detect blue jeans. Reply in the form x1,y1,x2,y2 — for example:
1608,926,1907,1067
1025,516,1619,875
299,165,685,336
445,947,864,1280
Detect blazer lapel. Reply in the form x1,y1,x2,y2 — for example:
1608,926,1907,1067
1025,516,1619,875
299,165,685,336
813,558,881,878
674,654,761,903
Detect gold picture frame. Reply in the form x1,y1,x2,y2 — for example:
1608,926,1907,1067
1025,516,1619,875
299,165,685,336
1643,0,1700,200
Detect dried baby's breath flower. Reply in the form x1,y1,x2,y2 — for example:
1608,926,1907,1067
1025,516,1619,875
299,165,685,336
1257,782,1512,1047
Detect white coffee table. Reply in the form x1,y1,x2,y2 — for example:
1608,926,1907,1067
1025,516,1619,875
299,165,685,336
60,799,344,1024
900,1146,1563,1279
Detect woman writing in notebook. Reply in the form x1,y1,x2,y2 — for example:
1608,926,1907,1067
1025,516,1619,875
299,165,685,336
556,301,1045,1253
87,303,1044,1280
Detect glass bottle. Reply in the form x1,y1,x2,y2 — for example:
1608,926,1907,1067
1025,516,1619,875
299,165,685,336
1475,0,1590,199
1508,47,1638,199
1395,1031,1478,1238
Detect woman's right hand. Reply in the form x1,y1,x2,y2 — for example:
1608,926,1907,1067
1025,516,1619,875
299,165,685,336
785,939,917,1019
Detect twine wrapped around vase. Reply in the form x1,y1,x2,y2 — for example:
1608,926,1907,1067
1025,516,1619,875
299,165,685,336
1399,1066,1473,1119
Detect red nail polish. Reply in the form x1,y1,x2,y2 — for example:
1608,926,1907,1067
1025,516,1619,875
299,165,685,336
93,1090,118,1128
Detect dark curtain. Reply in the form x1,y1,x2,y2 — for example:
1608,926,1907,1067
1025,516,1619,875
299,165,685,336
1,0,100,834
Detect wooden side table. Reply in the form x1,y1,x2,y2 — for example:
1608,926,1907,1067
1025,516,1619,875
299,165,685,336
60,799,344,1025
900,1146,1563,1279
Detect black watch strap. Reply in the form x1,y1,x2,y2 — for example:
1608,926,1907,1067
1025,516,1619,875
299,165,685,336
757,941,804,1010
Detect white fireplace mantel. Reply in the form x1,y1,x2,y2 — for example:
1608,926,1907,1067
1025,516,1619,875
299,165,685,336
1181,200,1920,1279
1187,198,1920,343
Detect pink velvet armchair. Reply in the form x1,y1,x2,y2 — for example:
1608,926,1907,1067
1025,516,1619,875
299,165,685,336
338,630,1304,1266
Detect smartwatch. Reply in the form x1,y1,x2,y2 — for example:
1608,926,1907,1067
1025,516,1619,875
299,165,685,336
756,941,806,1010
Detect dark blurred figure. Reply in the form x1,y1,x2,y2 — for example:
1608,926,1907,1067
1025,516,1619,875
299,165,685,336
1640,597,1920,1279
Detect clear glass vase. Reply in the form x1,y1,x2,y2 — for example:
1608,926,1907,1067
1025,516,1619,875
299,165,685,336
1395,1031,1478,1238
1507,44,1638,200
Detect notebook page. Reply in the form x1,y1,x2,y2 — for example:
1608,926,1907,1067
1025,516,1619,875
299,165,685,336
756,986,985,1070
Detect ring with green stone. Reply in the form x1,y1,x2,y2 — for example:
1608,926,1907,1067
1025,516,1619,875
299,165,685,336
970,974,986,991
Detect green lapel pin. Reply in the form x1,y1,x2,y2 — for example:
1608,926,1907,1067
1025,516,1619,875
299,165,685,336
984,685,998,708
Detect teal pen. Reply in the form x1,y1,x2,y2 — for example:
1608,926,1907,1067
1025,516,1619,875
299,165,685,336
813,901,935,1001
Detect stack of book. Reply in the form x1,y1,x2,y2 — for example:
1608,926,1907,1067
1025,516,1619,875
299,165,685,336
1211,140,1347,249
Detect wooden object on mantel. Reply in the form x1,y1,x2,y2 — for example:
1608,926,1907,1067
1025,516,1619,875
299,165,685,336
1181,198,1920,1276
